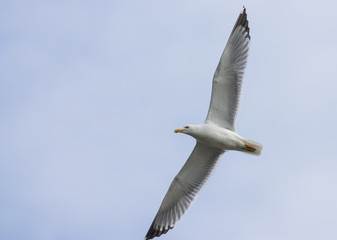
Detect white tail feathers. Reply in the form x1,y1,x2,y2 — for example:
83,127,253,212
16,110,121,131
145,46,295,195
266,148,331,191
242,138,263,156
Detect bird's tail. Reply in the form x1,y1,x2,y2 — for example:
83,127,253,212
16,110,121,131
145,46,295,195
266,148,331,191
242,138,263,156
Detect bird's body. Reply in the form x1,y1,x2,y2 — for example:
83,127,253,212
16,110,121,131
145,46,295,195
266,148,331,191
145,7,262,239
178,123,261,154
188,124,243,150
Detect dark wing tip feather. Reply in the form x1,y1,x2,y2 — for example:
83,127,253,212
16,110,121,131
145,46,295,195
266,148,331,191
145,220,174,240
231,6,250,40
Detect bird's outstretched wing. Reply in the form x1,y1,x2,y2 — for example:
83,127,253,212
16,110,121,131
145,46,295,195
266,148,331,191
145,143,224,239
205,7,250,131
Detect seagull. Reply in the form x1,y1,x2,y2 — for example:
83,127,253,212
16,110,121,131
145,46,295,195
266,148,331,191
145,7,262,239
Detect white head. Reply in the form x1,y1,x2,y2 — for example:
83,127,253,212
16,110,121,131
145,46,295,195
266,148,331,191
174,125,196,135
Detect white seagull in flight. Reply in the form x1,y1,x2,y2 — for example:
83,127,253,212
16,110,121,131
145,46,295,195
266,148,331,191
145,7,262,239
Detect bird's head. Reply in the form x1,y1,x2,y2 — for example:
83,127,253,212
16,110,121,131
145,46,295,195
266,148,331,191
174,125,192,134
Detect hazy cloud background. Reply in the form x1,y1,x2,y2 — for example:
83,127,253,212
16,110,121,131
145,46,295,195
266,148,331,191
1,0,337,239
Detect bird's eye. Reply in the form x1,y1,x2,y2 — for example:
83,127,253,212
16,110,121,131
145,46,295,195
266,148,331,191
184,126,189,129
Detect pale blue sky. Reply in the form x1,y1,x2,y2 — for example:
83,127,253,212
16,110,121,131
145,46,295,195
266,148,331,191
1,0,337,239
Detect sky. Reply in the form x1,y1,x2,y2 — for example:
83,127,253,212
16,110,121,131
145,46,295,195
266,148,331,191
1,0,337,239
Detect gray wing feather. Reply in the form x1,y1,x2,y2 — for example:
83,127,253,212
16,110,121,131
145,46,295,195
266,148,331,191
145,143,224,239
205,7,250,131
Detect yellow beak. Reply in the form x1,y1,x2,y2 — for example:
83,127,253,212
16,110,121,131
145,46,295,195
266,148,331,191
174,128,184,133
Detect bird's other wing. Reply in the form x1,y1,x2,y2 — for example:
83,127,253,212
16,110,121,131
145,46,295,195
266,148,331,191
145,143,224,239
205,7,250,131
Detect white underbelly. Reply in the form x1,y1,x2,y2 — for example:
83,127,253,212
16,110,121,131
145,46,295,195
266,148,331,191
195,125,244,150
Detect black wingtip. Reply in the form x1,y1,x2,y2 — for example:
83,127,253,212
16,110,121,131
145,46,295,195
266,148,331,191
231,6,250,40
144,220,174,240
